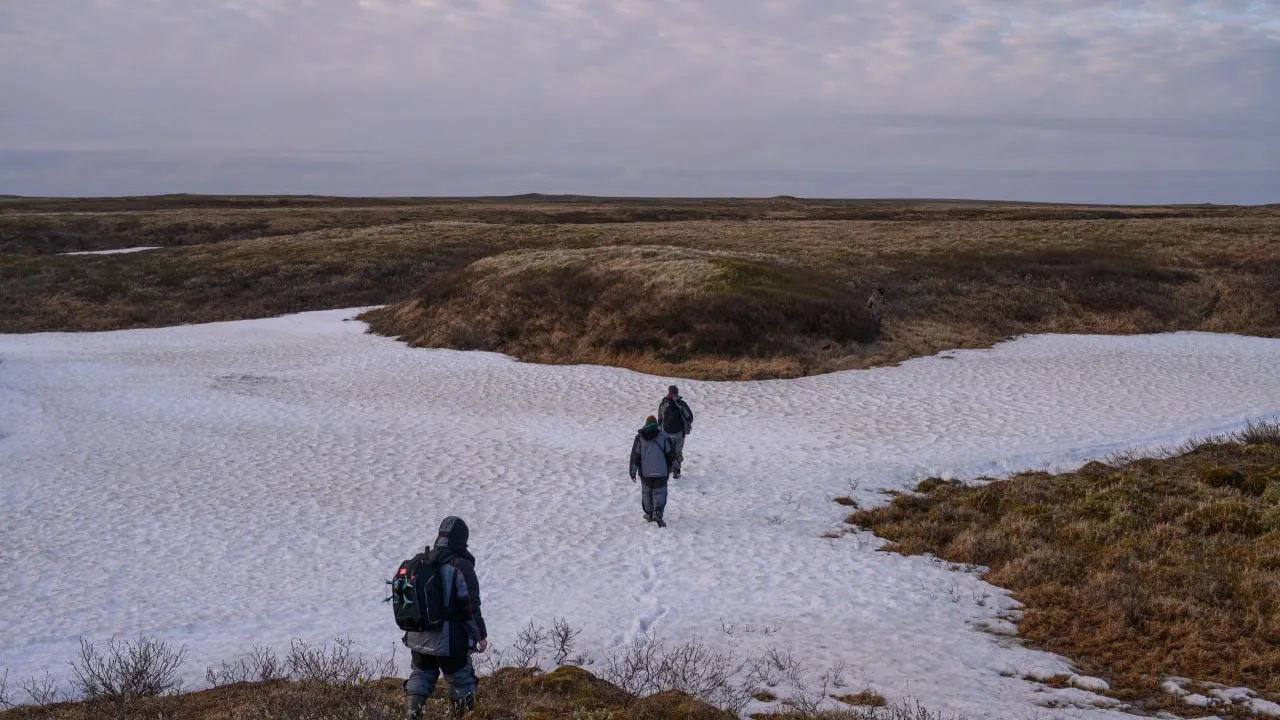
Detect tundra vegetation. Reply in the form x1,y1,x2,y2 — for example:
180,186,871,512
849,422,1280,715
3,195,1277,379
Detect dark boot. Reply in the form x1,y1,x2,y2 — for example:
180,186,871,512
450,694,476,718
405,694,427,720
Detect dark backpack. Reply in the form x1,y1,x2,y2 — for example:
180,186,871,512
387,552,449,632
662,398,693,434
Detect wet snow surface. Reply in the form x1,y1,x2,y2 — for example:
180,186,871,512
3,309,1279,718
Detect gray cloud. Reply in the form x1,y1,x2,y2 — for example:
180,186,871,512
1,1,1277,201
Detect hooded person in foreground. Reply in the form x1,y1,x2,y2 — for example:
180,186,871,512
403,516,488,719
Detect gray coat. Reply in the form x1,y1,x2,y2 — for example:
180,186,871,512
630,425,675,480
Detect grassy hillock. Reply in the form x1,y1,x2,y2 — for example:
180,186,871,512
361,246,879,380
0,666,731,720
0,653,962,717
848,422,1280,714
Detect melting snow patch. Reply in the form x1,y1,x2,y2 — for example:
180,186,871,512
1211,687,1257,703
59,246,162,255
1246,698,1280,717
1184,694,1220,708
1031,687,1121,710
1162,679,1191,696
4,310,1280,720
1069,675,1110,693
974,618,1019,636
1023,667,1062,683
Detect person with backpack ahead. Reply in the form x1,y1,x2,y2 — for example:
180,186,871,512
397,516,488,719
630,415,677,527
657,385,694,478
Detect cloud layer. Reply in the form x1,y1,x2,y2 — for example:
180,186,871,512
2,1,1277,201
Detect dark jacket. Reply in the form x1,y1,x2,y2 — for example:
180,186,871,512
403,517,487,657
658,396,693,435
630,424,675,480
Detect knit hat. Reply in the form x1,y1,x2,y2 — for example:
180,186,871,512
668,385,679,395
645,415,658,425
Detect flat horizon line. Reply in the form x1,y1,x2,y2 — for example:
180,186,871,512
2,192,1275,209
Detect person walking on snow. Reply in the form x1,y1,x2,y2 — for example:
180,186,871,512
403,516,489,720
657,385,694,478
630,415,677,527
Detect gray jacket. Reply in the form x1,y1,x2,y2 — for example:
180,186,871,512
630,425,675,480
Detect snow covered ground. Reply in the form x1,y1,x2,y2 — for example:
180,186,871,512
57,246,162,256
2,309,1279,718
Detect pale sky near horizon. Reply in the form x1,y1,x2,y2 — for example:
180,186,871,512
2,1,1277,202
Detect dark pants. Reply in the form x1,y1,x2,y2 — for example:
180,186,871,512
406,651,477,700
641,476,669,519
668,432,685,474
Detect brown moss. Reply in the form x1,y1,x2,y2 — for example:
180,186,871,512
1202,467,1247,489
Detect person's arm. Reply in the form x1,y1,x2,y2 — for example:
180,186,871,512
630,436,641,479
452,561,488,648
682,400,693,434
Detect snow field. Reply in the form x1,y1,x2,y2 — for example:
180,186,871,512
2,309,1280,718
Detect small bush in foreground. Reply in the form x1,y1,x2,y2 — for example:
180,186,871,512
206,645,288,687
0,671,11,709
69,635,186,700
16,674,62,707
601,633,757,715
284,637,396,685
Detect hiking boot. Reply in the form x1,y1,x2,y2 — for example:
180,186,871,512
405,694,427,720
644,514,654,522
655,516,668,528
672,470,681,479
450,694,476,719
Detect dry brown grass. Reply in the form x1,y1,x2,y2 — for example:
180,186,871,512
0,666,732,720
834,690,887,707
847,423,1280,709
4,197,1279,379
361,246,880,380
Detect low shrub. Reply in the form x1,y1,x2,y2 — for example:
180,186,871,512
69,635,187,700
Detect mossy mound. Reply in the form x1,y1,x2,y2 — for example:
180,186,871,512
847,426,1280,702
0,666,731,720
362,245,881,380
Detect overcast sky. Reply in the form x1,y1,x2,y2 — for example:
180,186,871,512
2,1,1277,202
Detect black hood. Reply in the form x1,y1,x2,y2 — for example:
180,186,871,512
434,516,469,551
639,425,661,441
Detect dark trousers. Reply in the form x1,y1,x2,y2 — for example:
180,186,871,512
667,432,685,473
406,651,477,700
641,476,669,518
